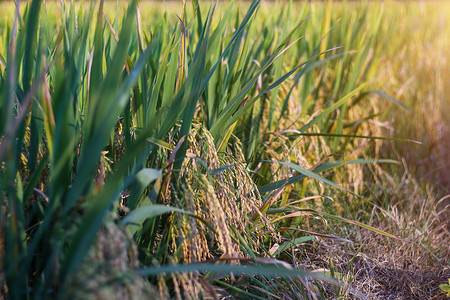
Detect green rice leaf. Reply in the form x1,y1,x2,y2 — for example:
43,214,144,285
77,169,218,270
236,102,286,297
273,236,316,256
120,204,192,227
136,263,333,284
258,159,398,194
268,160,358,196
299,83,367,133
368,90,412,111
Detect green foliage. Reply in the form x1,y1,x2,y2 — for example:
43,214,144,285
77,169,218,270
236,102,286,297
440,279,450,297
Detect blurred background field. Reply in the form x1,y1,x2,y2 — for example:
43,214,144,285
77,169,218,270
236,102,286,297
0,0,448,299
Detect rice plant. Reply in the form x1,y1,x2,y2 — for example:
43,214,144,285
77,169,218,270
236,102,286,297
0,0,447,299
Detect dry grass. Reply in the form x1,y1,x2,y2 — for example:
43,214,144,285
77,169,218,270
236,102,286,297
296,168,450,299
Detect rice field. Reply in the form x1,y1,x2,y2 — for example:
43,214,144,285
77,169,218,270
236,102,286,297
0,0,449,299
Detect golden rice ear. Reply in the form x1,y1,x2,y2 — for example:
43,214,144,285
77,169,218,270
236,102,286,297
158,122,284,275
